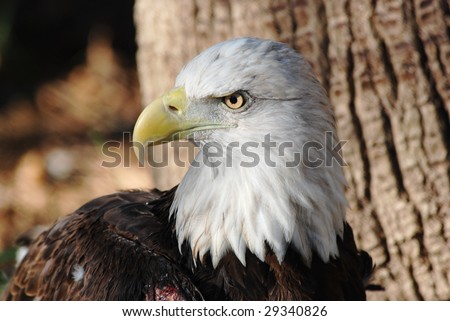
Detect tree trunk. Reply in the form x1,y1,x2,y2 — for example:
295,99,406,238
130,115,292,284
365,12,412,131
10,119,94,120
134,0,450,300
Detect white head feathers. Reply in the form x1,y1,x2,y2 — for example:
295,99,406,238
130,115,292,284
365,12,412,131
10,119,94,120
170,38,347,267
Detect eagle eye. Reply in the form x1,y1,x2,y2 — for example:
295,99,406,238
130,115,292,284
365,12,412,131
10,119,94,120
223,92,246,110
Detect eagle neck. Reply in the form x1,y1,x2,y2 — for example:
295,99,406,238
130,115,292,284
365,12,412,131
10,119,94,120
170,146,347,268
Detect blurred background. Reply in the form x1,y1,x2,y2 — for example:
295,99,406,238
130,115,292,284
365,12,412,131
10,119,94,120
0,0,152,288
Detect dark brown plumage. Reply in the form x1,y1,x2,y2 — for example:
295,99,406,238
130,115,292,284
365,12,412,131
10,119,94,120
2,188,373,301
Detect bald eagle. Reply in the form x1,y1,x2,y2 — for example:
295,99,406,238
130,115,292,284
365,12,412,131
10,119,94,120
2,38,373,300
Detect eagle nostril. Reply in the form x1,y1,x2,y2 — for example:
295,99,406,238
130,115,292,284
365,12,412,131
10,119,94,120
167,105,179,113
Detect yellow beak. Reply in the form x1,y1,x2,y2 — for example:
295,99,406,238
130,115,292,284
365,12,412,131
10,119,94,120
133,86,234,158
133,87,190,147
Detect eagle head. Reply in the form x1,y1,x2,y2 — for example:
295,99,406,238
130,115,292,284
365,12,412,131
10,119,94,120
133,38,347,268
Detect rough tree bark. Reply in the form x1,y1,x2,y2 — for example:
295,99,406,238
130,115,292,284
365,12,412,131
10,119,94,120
134,0,450,300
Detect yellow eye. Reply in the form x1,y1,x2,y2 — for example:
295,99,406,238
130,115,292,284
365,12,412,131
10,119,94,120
223,93,245,109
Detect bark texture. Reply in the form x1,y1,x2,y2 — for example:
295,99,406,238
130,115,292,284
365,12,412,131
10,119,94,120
134,0,450,300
